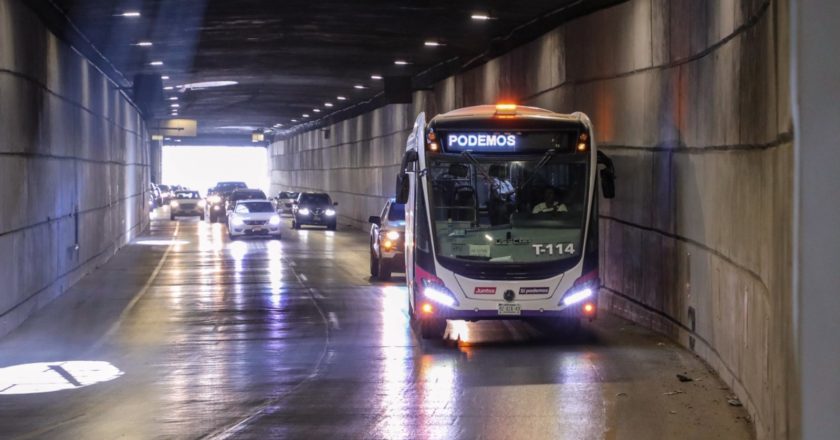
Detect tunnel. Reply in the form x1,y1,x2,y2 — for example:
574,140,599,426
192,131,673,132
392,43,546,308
0,0,838,438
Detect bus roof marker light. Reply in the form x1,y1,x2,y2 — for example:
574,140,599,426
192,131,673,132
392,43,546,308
495,103,517,115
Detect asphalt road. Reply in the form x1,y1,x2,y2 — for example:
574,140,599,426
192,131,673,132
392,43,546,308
0,211,753,439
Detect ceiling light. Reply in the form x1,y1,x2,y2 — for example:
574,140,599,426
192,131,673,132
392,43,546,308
170,103,179,108
370,75,383,80
149,61,163,66
324,102,334,107
164,86,174,90
471,13,492,20
274,123,283,127
175,139,181,142
424,41,442,47
168,97,178,101
291,119,298,122
302,114,310,118
394,60,409,65
121,11,141,17
161,75,170,80
313,109,321,113
164,137,171,141
135,41,153,47
336,96,347,101
354,84,365,89
179,80,237,90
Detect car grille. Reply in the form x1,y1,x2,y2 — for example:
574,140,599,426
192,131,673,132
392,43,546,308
245,220,266,226
311,208,325,215
180,204,196,210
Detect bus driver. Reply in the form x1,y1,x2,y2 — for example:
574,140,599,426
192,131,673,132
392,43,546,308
532,187,568,214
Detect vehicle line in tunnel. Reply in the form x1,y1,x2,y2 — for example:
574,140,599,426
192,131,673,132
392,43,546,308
201,249,333,440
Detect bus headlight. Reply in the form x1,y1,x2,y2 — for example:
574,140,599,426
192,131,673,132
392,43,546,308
169,201,179,208
325,209,336,216
422,279,459,307
298,208,310,216
269,215,281,226
385,230,400,240
562,287,593,306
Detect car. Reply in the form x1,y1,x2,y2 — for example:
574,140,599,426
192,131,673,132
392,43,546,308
169,190,206,220
275,191,300,214
206,181,248,223
157,184,173,204
227,200,282,239
368,199,406,281
149,183,161,208
226,189,267,214
292,192,338,230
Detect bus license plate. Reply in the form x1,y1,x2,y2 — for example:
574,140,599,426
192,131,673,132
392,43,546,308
498,303,521,316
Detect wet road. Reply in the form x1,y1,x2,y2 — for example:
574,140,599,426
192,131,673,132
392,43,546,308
0,212,753,439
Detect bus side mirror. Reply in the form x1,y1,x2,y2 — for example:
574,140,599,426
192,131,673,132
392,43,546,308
597,151,616,199
395,173,409,204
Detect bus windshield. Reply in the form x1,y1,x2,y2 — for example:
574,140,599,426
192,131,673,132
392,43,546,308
426,154,588,265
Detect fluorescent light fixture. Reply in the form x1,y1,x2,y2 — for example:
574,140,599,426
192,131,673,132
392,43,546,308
135,41,153,47
291,119,298,122
471,13,491,20
394,60,409,65
168,97,178,101
424,41,442,47
336,96,347,100
163,86,174,90
313,109,321,113
353,84,365,89
121,11,141,17
324,102,334,107
179,81,238,90
302,114,310,118
370,75,383,80
149,61,164,66
161,75,170,80
170,103,180,108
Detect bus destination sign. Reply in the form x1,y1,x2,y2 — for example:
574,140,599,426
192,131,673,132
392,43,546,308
441,131,576,153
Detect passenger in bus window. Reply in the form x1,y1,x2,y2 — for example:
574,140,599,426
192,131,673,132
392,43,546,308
488,164,515,225
532,187,568,214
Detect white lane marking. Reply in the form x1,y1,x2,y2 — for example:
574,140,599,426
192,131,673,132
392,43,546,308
93,223,180,349
299,273,308,282
328,312,340,330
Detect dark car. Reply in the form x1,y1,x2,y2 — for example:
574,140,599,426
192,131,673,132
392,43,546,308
368,199,405,280
292,192,337,230
206,181,248,223
226,189,268,214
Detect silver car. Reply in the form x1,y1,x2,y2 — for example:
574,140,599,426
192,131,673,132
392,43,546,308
368,199,406,280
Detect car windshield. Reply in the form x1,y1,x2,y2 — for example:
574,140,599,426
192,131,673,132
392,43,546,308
300,193,331,205
388,203,405,221
175,191,199,199
426,154,588,264
236,201,274,213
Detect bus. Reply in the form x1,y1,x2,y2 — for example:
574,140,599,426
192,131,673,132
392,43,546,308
395,104,615,339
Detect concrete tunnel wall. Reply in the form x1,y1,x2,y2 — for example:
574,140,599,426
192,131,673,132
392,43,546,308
0,0,150,336
269,0,793,437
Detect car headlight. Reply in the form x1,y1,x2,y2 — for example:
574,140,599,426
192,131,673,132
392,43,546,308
385,230,400,240
209,195,221,204
198,200,206,208
269,215,281,226
231,216,245,226
325,209,336,216
422,279,459,307
298,208,310,215
169,201,179,208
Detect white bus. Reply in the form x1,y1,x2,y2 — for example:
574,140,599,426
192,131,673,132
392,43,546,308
395,104,615,338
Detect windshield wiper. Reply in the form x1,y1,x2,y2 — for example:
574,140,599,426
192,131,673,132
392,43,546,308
460,151,495,184
517,149,556,192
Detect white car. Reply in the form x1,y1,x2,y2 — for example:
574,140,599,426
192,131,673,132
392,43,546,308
169,190,205,220
227,199,282,239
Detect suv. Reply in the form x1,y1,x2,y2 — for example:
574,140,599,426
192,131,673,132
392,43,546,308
276,191,300,214
292,192,337,230
368,199,405,280
206,181,247,222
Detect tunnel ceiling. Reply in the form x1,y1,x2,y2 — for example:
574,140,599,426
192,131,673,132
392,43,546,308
44,0,621,140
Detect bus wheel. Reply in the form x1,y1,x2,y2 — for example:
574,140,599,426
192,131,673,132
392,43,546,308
420,318,446,339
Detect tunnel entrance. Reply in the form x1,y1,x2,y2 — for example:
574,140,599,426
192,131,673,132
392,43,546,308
161,146,269,195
